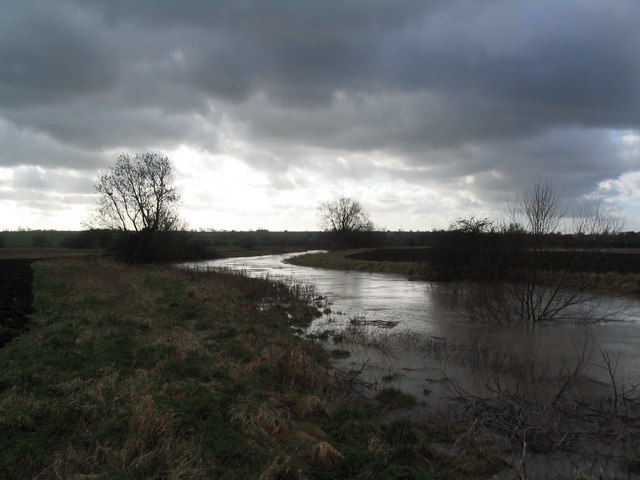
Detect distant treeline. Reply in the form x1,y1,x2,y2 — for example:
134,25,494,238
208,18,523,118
3,229,640,251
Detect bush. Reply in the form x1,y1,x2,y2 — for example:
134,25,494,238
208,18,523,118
111,231,211,264
60,230,114,249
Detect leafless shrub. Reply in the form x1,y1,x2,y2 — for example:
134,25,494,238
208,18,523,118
453,178,624,325
443,333,640,479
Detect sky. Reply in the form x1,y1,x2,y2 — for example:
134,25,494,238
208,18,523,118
1,0,640,232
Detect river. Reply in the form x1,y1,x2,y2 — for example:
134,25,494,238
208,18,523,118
185,251,640,408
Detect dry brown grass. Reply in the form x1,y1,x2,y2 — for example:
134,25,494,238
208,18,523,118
152,327,205,360
35,368,204,479
232,400,288,437
366,435,392,455
294,395,329,419
307,441,344,467
258,456,307,480
245,343,336,395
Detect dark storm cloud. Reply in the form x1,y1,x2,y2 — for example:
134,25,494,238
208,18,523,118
5,104,220,152
1,0,639,216
0,0,118,108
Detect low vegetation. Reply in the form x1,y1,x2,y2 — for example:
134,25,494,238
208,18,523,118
288,248,640,295
0,229,322,263
286,250,426,276
0,259,498,479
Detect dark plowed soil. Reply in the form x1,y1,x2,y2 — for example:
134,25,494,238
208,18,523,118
0,259,34,347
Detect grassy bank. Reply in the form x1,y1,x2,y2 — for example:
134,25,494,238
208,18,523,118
287,249,640,294
0,259,498,479
286,250,426,277
210,245,310,259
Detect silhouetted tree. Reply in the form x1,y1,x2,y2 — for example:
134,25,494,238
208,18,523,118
88,153,183,263
457,178,624,325
318,197,374,248
429,216,495,280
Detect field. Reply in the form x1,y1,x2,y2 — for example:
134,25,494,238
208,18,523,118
348,247,640,274
0,229,318,263
288,248,640,294
0,231,80,248
0,258,503,479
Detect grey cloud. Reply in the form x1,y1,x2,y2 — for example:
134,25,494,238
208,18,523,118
10,166,93,194
5,104,221,154
0,0,119,108
402,127,632,189
1,0,640,222
0,118,107,169
0,166,94,205
386,1,640,112
5,0,640,141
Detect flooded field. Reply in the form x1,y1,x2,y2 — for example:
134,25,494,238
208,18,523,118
186,252,640,401
186,252,640,478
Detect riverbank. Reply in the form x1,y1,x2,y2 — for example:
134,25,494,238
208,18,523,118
211,245,310,259
287,249,640,294
0,258,503,479
286,249,427,276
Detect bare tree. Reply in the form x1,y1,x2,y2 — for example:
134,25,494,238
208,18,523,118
458,178,623,325
90,153,181,233
508,177,564,237
318,197,374,248
572,199,625,238
88,153,184,262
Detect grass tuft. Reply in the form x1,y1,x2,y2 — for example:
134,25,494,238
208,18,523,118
308,441,344,467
